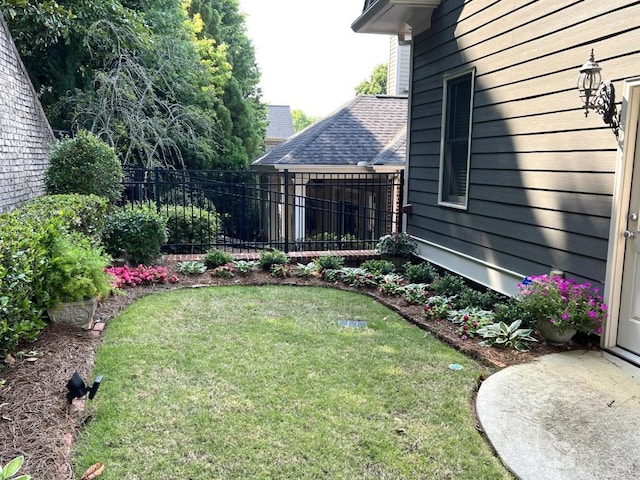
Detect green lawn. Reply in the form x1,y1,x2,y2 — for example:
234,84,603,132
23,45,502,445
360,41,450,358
74,286,512,479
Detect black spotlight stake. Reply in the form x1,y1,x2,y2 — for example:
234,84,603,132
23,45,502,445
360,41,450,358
66,371,103,403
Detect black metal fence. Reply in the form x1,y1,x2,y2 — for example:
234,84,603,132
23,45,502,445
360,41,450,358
120,167,404,254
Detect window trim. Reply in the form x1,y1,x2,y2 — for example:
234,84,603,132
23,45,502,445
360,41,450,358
438,67,475,210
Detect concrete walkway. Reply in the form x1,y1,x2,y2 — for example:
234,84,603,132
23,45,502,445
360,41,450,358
476,350,640,479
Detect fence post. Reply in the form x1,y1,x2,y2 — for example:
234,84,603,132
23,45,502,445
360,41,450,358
284,169,289,253
154,167,161,212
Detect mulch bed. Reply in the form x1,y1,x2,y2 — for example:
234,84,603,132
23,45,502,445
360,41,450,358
0,259,599,479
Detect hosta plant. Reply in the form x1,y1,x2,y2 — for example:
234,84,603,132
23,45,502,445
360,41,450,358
477,320,538,352
232,260,260,275
176,261,207,275
0,455,30,480
448,307,494,340
295,262,317,277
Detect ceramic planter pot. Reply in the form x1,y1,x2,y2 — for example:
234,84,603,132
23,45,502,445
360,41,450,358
537,318,576,346
47,297,97,330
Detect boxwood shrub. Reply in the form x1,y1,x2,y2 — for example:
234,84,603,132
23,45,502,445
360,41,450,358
103,205,167,265
0,211,61,359
44,130,124,204
19,194,109,243
165,205,219,254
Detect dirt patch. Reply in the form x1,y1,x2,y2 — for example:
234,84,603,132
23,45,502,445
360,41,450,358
0,259,599,478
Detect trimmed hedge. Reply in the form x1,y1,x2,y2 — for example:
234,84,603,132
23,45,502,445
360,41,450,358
103,205,167,265
45,130,124,204
0,211,61,358
20,194,109,243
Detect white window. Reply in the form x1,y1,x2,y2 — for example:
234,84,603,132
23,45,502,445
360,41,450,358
439,68,475,209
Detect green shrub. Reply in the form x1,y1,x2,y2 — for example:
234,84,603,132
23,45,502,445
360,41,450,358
0,211,61,359
45,130,124,203
20,194,109,243
46,233,112,306
457,287,499,310
259,249,288,270
431,273,467,297
404,262,437,284
165,205,219,253
361,259,395,275
315,254,345,270
102,205,167,265
493,298,536,329
203,248,234,268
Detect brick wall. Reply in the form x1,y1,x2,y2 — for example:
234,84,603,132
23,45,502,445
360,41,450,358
0,15,54,213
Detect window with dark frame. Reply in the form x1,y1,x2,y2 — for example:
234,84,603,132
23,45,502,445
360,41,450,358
439,70,474,207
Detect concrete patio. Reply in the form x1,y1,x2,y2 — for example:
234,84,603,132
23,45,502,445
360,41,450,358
476,350,640,479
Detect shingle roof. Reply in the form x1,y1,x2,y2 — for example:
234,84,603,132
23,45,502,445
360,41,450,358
266,105,295,139
253,95,407,167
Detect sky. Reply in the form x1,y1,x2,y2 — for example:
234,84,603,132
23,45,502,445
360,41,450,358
238,0,391,118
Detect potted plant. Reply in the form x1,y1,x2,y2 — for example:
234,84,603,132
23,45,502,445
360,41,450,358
375,232,417,268
517,275,607,345
45,233,112,329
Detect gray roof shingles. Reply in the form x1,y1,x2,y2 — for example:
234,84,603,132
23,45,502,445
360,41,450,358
253,95,407,167
266,105,295,139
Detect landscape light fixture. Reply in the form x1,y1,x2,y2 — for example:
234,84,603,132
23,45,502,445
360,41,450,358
577,49,619,137
66,371,103,403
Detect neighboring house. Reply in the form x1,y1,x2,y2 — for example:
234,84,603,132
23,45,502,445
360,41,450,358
265,105,295,151
352,1,640,361
252,95,407,245
0,14,54,212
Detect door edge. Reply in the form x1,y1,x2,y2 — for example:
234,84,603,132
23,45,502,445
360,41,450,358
604,78,640,349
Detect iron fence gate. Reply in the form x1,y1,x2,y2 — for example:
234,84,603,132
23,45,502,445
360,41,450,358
120,167,404,254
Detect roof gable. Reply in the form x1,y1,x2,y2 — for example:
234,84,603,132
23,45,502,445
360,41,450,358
253,95,407,167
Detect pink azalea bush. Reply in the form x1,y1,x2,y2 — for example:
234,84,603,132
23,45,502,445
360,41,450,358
106,265,178,288
518,275,607,334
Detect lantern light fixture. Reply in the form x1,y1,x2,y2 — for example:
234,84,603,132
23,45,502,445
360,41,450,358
577,49,619,138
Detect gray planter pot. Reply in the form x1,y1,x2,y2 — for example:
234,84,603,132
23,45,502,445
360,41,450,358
47,297,97,330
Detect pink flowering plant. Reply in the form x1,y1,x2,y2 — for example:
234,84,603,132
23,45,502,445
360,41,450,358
106,265,177,288
517,275,607,335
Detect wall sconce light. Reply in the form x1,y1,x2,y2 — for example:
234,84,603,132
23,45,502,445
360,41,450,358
577,49,619,137
66,371,103,403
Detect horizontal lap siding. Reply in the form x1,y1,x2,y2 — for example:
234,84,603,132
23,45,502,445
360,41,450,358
407,0,640,285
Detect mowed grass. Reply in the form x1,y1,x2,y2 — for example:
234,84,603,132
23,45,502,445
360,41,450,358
74,286,512,479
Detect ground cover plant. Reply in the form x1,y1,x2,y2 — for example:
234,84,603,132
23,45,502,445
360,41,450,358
73,286,513,479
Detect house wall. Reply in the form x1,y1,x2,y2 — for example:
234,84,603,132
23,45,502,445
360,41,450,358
0,15,53,212
406,0,638,291
388,36,411,96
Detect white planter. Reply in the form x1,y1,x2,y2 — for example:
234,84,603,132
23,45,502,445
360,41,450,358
47,297,97,330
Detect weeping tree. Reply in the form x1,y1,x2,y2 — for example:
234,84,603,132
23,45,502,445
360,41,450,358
1,0,266,169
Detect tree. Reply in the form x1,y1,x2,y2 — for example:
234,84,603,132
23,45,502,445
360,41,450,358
355,63,388,95
1,0,266,169
291,109,319,132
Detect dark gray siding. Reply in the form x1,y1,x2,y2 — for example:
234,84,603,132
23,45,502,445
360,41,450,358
407,0,640,285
